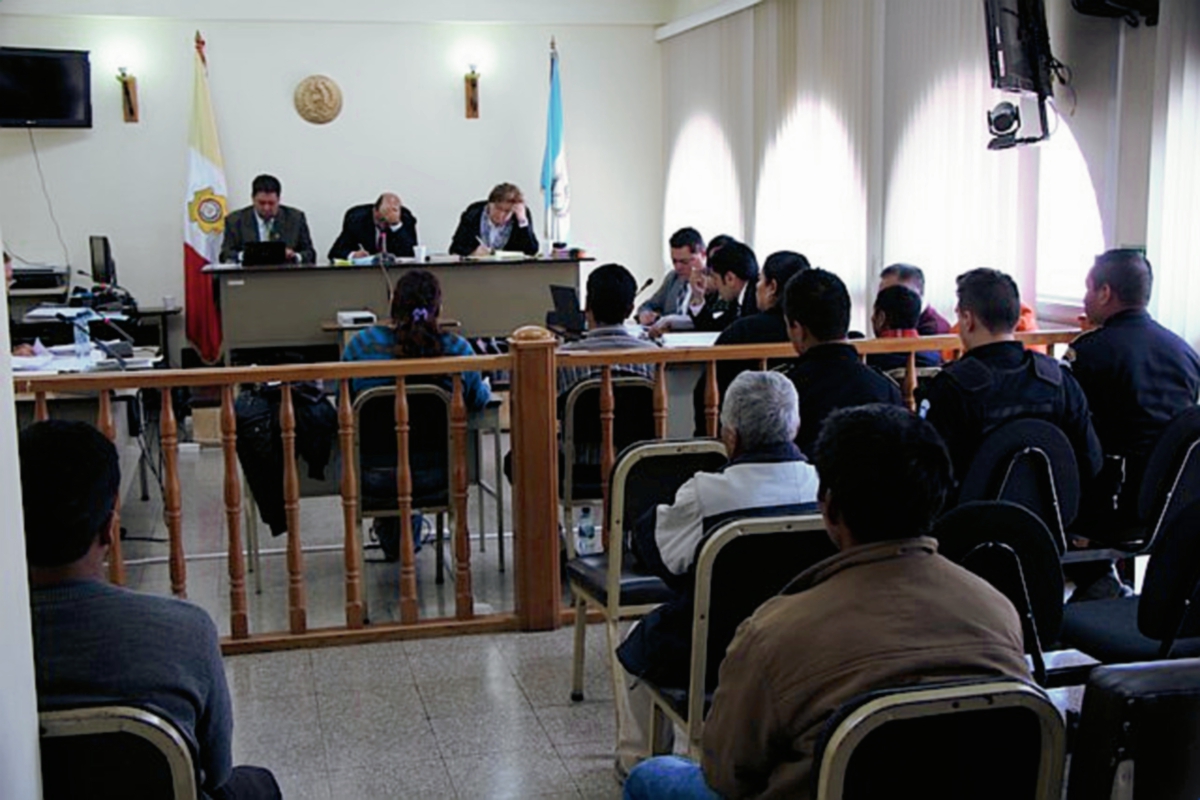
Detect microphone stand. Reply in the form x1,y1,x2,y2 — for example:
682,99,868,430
55,312,128,370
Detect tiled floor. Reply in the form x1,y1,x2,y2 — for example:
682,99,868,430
224,625,625,799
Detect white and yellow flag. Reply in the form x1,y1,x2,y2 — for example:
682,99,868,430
183,31,227,364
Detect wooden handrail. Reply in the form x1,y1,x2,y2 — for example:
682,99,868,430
13,354,513,394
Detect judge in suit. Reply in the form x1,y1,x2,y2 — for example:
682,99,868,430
449,183,539,257
219,174,316,264
328,192,418,260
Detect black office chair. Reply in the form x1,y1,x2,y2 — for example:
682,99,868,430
957,418,1081,554
560,375,657,504
812,680,1065,800
933,501,1064,685
566,439,728,703
355,384,454,581
1060,498,1200,664
643,511,833,757
40,705,198,800
1079,405,1200,556
1068,659,1200,800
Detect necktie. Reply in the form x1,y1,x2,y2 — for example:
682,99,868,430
377,229,386,253
264,218,276,241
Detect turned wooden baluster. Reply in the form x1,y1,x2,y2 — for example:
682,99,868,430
160,390,187,598
339,382,364,629
451,376,473,620
280,384,307,634
34,392,49,421
221,386,249,639
97,391,125,586
903,352,918,412
653,365,668,440
758,357,769,371
395,378,419,624
599,366,616,551
704,360,719,438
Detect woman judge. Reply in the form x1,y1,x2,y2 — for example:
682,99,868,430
449,183,540,257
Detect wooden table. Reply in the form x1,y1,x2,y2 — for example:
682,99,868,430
206,257,587,364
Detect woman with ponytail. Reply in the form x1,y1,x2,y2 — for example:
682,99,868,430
342,269,490,408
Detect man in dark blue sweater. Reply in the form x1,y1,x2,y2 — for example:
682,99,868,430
22,420,280,800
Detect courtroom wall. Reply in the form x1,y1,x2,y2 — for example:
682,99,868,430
0,16,664,331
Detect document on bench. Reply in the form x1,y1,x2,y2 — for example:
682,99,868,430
660,332,721,348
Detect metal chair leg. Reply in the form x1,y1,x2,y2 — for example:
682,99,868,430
494,424,505,573
435,511,445,585
571,595,588,701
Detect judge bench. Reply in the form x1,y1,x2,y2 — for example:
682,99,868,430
204,256,585,363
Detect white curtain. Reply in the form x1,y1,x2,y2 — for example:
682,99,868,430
752,0,878,320
661,10,756,258
1149,0,1200,348
880,0,1023,319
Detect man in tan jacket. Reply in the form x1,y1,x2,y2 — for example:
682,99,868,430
622,404,1030,800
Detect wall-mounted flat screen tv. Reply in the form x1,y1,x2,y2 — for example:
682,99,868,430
0,47,92,128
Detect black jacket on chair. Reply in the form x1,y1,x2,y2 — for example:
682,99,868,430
449,201,539,256
328,204,419,260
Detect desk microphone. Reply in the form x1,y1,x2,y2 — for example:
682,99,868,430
634,277,655,300
55,312,129,369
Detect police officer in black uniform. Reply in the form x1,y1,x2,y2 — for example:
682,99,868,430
782,268,904,457
1067,249,1200,521
918,268,1103,486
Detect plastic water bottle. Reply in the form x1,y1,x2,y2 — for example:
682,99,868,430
72,316,90,358
576,507,596,555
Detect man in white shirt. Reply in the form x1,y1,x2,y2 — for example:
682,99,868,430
614,370,822,773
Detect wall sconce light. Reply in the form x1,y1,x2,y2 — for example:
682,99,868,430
117,67,139,123
464,65,480,119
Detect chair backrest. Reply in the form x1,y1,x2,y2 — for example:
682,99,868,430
688,514,831,714
933,501,1064,679
40,705,198,800
353,384,453,507
958,418,1081,552
696,507,835,692
562,375,657,466
1138,405,1200,545
1068,658,1200,800
606,439,729,599
1139,498,1200,650
814,680,1065,800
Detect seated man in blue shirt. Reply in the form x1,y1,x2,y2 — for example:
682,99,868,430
22,420,281,800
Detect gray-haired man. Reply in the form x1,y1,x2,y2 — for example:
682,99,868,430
614,371,822,774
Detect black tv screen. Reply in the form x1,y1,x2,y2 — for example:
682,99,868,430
0,47,92,128
983,0,1053,96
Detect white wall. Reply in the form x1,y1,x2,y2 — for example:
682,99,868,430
0,227,42,800
0,14,664,339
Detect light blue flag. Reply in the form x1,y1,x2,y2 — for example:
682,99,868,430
541,41,570,244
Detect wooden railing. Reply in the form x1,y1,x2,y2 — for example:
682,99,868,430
13,327,1079,653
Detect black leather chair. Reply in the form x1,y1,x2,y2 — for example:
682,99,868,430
643,512,833,757
933,501,1064,685
1060,499,1200,664
355,385,454,582
1077,405,1200,557
812,680,1066,800
1067,659,1200,800
957,418,1081,553
40,705,198,799
565,439,728,703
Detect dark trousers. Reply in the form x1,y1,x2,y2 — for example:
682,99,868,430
209,766,282,800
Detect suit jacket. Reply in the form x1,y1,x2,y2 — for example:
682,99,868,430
219,205,315,264
449,200,539,256
328,204,419,260
638,271,691,319
691,305,791,435
690,280,759,332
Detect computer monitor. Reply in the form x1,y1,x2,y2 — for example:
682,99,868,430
89,235,115,285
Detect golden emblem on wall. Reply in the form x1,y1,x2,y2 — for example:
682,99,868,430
294,75,343,125
188,187,227,234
